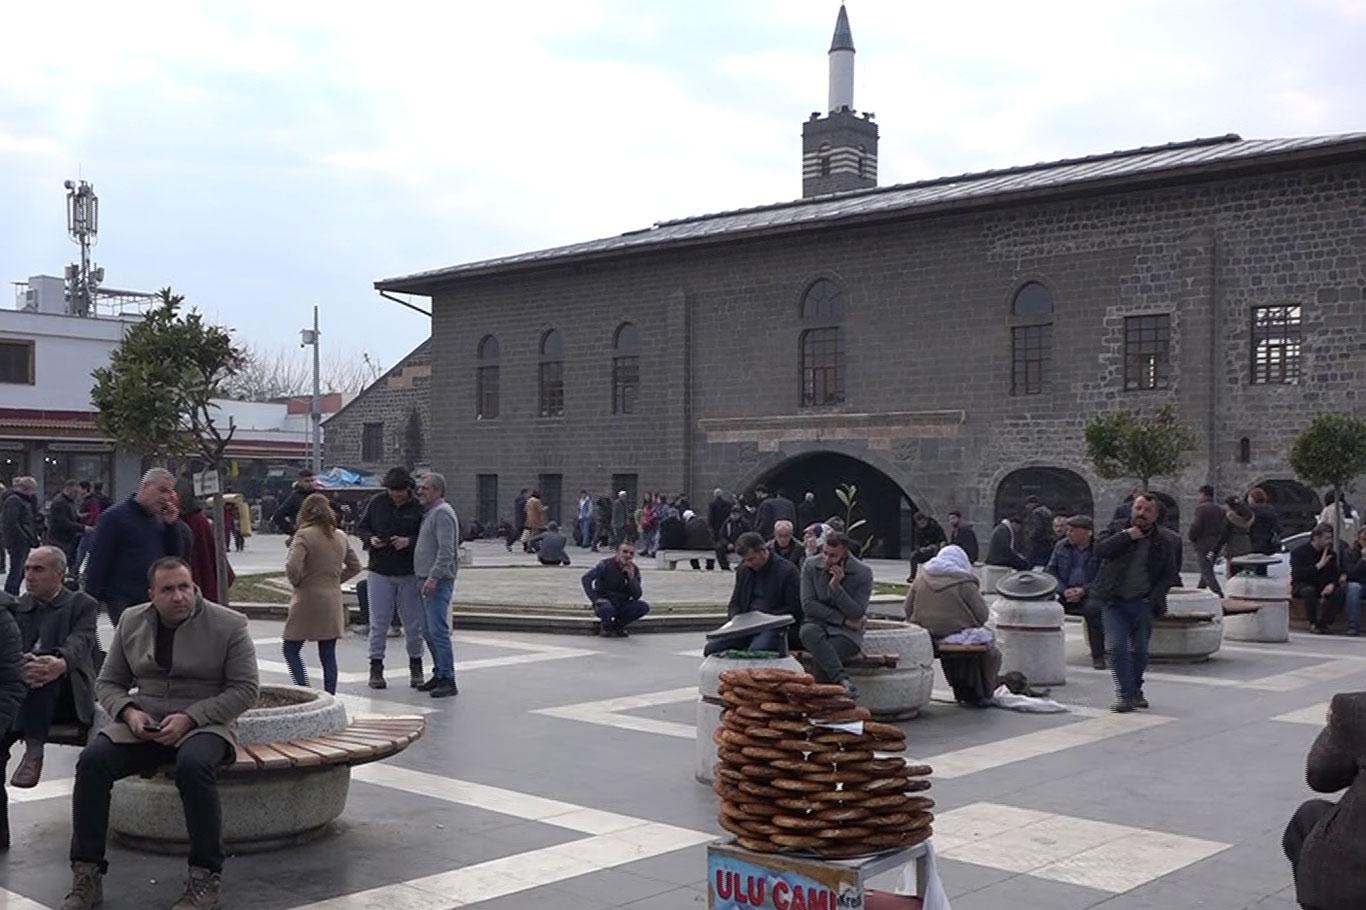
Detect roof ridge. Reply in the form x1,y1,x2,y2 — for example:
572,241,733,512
654,134,1245,228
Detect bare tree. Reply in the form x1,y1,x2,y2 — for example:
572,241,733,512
224,344,384,400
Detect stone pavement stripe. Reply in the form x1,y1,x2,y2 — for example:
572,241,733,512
7,777,74,805
1242,658,1366,692
934,801,1230,893
1271,703,1329,726
284,765,715,910
920,712,1173,780
531,686,699,740
257,643,599,684
0,887,52,910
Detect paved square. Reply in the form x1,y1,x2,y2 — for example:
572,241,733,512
4,599,1364,909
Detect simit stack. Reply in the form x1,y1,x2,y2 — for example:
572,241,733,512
711,667,934,859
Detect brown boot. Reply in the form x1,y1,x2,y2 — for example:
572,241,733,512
10,749,43,788
170,866,221,910
60,862,103,910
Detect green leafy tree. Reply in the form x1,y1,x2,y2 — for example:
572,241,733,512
1083,404,1199,491
1289,412,1366,539
91,288,247,465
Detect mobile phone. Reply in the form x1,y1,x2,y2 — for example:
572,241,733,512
143,722,163,733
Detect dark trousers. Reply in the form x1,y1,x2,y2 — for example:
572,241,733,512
715,544,732,571
1283,798,1333,910
283,639,338,694
105,597,136,629
1103,597,1152,701
1195,548,1224,596
4,544,28,595
798,623,860,684
8,677,76,741
689,558,715,570
1081,597,1106,659
1296,584,1345,630
71,733,231,873
593,597,649,632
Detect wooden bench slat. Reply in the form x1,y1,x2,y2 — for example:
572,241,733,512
268,741,327,767
242,742,293,770
310,735,380,759
351,714,425,724
937,643,989,654
289,737,354,763
228,748,260,772
350,719,425,733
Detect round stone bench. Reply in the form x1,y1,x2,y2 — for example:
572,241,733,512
844,621,935,722
1150,588,1223,662
109,686,425,853
1223,555,1290,643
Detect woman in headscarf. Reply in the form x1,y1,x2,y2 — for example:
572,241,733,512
802,523,831,560
903,544,1001,706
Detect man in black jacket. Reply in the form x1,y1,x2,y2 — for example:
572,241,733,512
754,489,796,541
985,516,1030,571
1247,486,1283,555
46,480,86,576
581,542,649,637
707,489,731,542
908,511,947,581
1291,524,1348,634
946,511,979,564
1093,495,1178,713
270,469,316,539
356,468,427,688
1188,484,1226,596
704,532,801,655
2,478,40,596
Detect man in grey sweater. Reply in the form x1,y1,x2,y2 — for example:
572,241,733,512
414,472,459,698
799,531,872,695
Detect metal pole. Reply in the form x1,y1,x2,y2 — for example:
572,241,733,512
311,305,322,474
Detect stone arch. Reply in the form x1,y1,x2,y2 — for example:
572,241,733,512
993,466,1094,524
1256,478,1320,536
739,448,920,559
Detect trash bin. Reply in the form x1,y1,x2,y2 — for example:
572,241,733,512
992,570,1065,686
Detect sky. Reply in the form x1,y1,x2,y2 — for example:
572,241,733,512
2,0,1363,373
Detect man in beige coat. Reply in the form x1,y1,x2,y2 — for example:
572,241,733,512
63,557,259,910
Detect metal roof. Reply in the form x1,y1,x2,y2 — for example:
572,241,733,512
377,132,1366,292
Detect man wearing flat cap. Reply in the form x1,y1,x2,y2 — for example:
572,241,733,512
1046,515,1104,669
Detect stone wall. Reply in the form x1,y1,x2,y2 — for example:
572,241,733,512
323,341,432,475
417,159,1364,549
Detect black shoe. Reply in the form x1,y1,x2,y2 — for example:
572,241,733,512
409,658,424,688
1111,700,1134,713
617,627,631,637
1348,627,1360,637
429,678,458,698
1132,693,1150,710
368,660,387,690
415,676,441,692
1311,625,1327,634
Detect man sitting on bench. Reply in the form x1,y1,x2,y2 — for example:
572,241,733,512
2,546,99,794
63,557,259,910
704,532,801,656
799,531,871,697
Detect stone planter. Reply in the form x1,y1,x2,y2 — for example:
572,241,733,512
110,685,352,853
1150,588,1223,662
847,621,935,721
992,571,1065,686
696,653,803,784
1223,556,1290,643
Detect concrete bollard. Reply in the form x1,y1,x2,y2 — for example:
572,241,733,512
1223,555,1290,643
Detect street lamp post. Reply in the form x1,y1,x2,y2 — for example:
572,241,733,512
300,306,322,474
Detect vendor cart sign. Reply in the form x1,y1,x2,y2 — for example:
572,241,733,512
708,844,863,910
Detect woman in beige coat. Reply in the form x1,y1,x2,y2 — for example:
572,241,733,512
282,493,361,694
904,544,1002,706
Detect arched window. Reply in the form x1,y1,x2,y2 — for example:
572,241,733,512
799,279,845,406
475,335,499,419
1238,437,1251,463
1010,281,1053,396
611,323,639,415
538,329,564,418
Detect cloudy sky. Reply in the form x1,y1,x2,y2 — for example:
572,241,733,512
2,0,1362,372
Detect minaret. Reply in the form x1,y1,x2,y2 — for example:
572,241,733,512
802,4,879,198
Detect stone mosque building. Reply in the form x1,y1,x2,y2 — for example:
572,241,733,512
327,6,1366,556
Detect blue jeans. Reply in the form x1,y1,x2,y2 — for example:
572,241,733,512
1346,581,1363,632
4,544,27,595
593,597,649,632
74,531,94,579
703,627,785,657
1103,597,1153,701
421,576,456,680
578,517,592,547
282,639,338,694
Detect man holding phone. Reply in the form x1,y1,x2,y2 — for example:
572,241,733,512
1092,495,1179,713
63,557,259,910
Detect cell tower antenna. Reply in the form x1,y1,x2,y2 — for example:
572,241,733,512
64,178,101,316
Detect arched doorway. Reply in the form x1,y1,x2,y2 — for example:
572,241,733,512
994,467,1095,523
1258,479,1320,536
754,452,915,558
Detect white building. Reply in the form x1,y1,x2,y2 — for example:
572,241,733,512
2,275,339,501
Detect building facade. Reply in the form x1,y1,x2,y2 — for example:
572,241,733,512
322,341,432,477
370,12,1365,554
